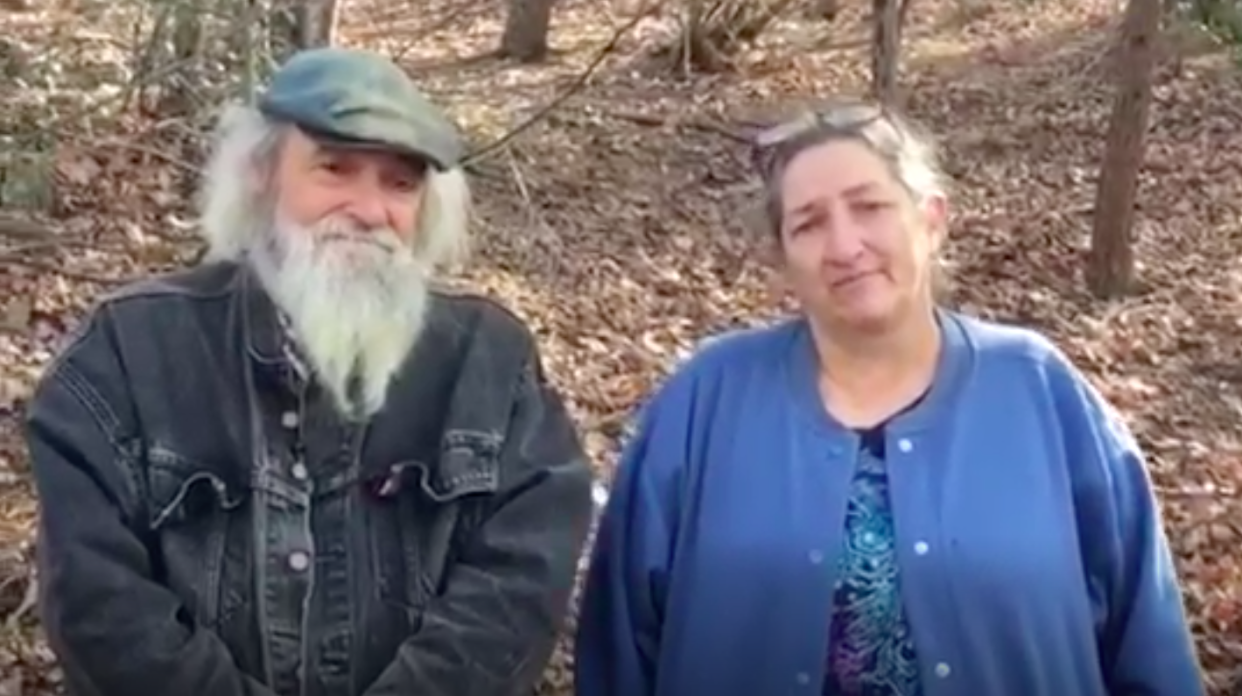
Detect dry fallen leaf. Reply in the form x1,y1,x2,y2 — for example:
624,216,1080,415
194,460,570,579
0,300,31,334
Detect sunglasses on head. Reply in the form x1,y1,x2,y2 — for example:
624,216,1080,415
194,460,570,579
750,101,893,175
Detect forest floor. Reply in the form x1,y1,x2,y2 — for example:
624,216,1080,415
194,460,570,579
2,0,1242,693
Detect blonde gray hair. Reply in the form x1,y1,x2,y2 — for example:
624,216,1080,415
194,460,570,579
752,101,954,298
754,102,948,241
196,103,472,269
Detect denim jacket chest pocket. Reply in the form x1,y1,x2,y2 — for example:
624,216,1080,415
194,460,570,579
365,431,501,618
145,446,253,630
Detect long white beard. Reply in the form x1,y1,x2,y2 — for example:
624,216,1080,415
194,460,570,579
250,213,431,420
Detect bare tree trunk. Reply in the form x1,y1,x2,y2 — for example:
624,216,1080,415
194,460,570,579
240,0,262,100
132,1,175,114
270,1,297,61
671,0,797,73
296,0,340,48
163,2,205,195
162,3,203,117
870,0,901,106
678,0,725,73
499,0,557,62
270,0,338,62
1086,0,1160,298
267,0,335,61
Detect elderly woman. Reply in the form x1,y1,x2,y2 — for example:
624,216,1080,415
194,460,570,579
572,102,1204,696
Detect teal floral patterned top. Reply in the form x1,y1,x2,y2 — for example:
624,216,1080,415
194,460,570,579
823,426,923,696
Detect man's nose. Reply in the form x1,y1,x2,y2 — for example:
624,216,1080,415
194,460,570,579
341,177,389,230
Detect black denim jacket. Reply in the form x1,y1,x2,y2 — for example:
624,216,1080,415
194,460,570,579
23,261,595,696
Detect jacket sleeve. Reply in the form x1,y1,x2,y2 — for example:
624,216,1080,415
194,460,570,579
24,318,277,696
363,349,595,696
1055,361,1205,696
573,388,684,696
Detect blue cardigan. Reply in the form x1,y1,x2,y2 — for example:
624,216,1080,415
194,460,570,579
574,312,1204,696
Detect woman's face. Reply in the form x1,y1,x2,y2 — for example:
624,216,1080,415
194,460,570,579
776,138,945,335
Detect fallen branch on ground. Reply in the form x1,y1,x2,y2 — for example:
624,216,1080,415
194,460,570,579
3,573,37,630
1,256,128,285
595,108,753,143
0,214,53,242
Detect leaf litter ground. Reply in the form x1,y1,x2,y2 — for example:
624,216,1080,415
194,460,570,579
2,0,1242,693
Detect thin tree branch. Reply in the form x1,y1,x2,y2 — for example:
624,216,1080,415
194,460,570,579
463,3,659,166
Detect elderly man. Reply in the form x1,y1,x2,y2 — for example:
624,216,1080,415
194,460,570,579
24,47,595,696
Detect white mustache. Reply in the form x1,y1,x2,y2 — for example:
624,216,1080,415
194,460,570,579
314,221,402,253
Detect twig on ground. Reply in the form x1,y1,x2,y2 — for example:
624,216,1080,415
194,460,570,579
1,256,127,285
504,147,542,226
387,1,493,63
0,214,53,242
0,239,75,261
0,237,133,264
595,108,753,143
3,572,37,630
89,138,202,176
463,2,661,166
501,147,565,277
0,215,142,263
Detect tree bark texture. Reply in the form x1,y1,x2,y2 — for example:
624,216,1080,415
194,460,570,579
1087,0,1160,298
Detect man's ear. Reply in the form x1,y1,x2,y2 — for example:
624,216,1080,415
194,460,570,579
246,158,270,197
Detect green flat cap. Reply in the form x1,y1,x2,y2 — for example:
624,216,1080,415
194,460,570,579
258,47,464,171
